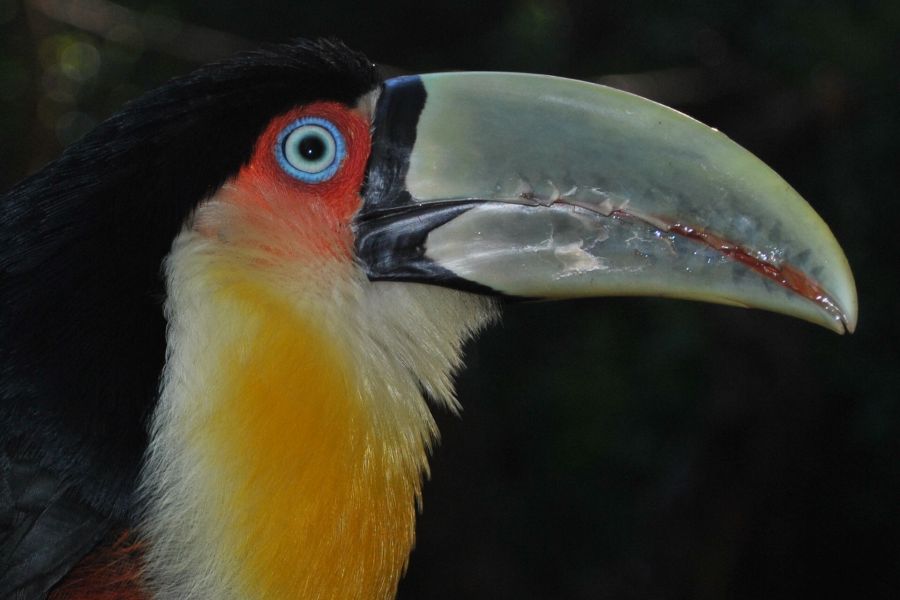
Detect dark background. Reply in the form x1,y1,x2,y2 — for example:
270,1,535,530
1,1,897,598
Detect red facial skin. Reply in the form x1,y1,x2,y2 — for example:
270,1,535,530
203,101,373,260
248,101,371,222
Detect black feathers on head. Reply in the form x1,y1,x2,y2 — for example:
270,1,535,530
0,39,379,596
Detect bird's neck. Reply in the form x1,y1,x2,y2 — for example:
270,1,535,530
139,223,496,599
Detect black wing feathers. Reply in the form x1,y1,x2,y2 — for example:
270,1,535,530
0,451,112,598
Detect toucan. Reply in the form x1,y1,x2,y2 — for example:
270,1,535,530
0,39,856,599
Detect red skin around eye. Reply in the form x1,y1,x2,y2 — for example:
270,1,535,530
224,102,372,257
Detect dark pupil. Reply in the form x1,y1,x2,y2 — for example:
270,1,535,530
298,134,326,161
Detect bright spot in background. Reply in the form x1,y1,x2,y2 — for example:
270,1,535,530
60,41,102,82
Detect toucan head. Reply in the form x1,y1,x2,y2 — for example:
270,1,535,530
2,38,856,600
162,42,857,336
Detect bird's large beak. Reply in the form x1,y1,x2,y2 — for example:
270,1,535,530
355,73,857,334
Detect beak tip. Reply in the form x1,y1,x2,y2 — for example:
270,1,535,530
840,297,858,335
826,284,857,335
835,261,859,334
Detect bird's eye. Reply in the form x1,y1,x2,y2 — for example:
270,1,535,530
275,117,346,182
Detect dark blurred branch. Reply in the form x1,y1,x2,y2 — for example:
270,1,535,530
26,0,254,62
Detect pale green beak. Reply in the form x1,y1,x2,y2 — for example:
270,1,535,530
357,72,857,334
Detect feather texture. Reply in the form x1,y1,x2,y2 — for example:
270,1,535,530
137,163,497,599
1,39,379,597
48,531,146,600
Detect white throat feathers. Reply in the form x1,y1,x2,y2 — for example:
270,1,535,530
137,188,498,600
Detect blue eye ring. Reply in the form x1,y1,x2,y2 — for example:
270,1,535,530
275,117,346,183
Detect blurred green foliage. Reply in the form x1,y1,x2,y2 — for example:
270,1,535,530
2,1,898,598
